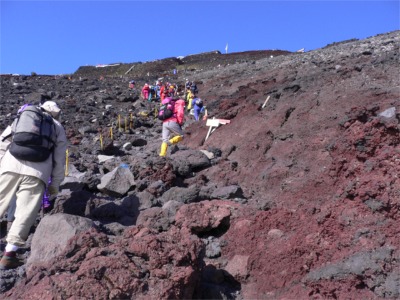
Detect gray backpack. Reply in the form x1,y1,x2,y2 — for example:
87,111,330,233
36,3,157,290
9,106,56,162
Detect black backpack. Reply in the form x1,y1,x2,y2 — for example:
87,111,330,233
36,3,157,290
195,98,203,107
9,106,56,162
158,97,175,120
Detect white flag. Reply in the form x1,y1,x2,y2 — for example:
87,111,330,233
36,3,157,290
225,43,228,53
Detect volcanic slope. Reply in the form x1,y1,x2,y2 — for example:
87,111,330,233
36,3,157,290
0,30,399,299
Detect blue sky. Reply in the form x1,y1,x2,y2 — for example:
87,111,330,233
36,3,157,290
1,1,399,75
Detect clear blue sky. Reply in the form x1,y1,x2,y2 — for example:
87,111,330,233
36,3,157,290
1,1,399,75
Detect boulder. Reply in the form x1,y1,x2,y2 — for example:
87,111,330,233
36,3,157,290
210,185,246,201
61,163,86,192
97,164,135,197
27,214,93,272
158,185,200,205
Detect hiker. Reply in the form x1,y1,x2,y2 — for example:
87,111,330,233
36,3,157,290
185,79,192,91
161,83,170,101
159,96,185,157
151,84,161,102
192,97,204,121
128,80,135,89
0,101,67,270
1,104,31,231
168,84,176,97
148,85,153,101
190,81,198,95
155,81,162,99
141,83,150,100
186,91,194,113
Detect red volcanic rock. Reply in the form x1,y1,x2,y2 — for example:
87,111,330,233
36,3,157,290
174,200,237,235
6,225,204,299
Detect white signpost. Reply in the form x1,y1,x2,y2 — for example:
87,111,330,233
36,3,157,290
205,117,231,141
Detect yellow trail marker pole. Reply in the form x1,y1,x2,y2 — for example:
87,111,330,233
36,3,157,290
100,133,103,150
110,127,113,140
125,117,128,131
130,113,133,129
65,149,69,176
118,115,121,130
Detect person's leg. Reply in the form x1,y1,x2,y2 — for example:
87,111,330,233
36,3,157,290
160,123,171,157
166,122,184,144
6,175,44,247
169,135,183,144
0,173,44,269
0,173,20,219
6,197,16,232
194,108,200,121
6,198,16,222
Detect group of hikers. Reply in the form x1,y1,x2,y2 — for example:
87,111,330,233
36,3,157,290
132,79,206,122
0,77,209,269
130,78,206,157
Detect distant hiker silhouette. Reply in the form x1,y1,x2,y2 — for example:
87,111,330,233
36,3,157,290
141,83,150,100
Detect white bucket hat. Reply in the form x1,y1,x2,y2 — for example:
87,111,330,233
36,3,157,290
40,101,61,119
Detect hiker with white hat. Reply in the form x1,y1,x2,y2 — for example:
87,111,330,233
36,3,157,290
0,101,67,270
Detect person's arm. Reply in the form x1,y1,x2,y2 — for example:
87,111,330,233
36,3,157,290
0,125,12,163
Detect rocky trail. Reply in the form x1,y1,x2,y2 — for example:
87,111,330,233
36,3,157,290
0,30,399,299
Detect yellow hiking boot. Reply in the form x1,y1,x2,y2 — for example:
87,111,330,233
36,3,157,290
169,135,182,145
159,142,168,157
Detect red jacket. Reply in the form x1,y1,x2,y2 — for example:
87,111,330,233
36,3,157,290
163,98,185,125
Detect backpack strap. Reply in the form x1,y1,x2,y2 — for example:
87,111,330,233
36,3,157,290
1,133,12,142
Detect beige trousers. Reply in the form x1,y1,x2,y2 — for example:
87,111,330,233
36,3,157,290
0,172,44,247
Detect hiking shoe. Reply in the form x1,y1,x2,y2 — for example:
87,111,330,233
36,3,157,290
0,251,23,270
